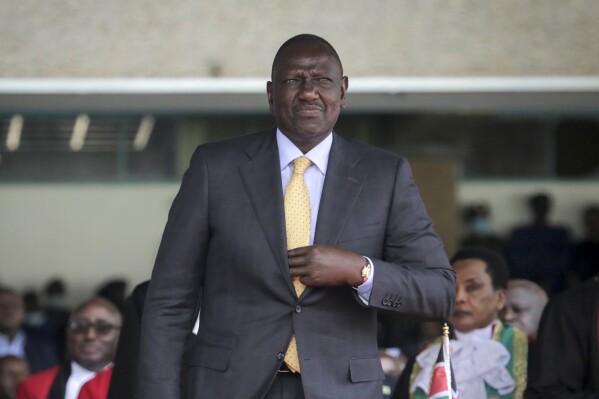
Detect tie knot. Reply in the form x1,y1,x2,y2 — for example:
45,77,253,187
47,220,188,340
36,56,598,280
293,157,312,175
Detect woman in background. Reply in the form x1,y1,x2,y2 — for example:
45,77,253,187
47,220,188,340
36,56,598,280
394,247,527,399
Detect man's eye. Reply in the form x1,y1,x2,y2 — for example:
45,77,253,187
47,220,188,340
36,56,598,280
315,78,333,85
510,306,525,314
284,79,300,84
465,283,481,292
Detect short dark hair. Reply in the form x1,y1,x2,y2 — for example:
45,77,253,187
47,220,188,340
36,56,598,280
451,247,510,290
70,297,122,322
271,34,343,80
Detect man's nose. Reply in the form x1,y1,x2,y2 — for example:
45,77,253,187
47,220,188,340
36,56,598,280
502,306,516,321
84,326,98,339
455,287,466,303
298,80,318,100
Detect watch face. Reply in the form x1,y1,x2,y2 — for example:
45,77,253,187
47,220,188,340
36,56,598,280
362,263,371,282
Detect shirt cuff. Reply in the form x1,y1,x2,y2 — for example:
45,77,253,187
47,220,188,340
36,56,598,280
356,256,374,304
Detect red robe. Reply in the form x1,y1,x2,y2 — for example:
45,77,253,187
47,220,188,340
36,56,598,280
16,365,112,399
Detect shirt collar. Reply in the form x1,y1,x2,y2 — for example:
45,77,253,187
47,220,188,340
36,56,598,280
70,361,97,378
276,129,332,175
71,360,113,374
454,320,496,341
0,330,25,346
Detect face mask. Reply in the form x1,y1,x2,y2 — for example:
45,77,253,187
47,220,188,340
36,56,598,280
25,312,47,327
471,217,492,236
46,296,67,308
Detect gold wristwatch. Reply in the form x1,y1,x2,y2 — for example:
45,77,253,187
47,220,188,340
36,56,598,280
361,259,372,284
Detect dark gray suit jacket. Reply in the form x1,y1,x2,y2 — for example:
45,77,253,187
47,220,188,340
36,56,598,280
139,130,456,399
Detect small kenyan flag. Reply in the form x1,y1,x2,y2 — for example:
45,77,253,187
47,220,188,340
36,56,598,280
427,324,458,399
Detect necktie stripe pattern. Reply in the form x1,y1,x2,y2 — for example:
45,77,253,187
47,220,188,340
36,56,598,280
283,156,312,373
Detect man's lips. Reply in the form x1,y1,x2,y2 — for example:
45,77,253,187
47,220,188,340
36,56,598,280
451,310,472,318
295,106,322,116
79,343,102,354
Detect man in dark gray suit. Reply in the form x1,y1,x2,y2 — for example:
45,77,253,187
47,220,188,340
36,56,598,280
138,34,456,399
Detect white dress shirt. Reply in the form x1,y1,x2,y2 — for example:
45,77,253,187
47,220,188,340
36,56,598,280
65,361,96,399
0,331,26,358
276,129,374,301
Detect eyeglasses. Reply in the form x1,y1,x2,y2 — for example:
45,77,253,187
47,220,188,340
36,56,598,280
67,320,120,336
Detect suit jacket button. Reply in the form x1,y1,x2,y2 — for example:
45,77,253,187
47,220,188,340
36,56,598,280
295,305,302,313
382,299,389,306
277,352,284,360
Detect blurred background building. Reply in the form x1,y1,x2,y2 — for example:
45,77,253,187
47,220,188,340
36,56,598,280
1,0,598,304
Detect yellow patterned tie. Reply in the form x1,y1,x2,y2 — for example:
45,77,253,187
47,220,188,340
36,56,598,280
283,156,312,373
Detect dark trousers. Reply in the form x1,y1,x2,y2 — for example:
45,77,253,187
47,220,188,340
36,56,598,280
264,372,305,399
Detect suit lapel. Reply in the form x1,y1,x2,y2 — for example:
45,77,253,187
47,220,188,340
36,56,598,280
315,133,368,245
300,134,367,298
239,132,368,299
238,131,296,295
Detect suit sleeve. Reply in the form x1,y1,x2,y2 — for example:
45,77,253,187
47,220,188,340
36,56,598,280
138,146,210,399
366,158,456,320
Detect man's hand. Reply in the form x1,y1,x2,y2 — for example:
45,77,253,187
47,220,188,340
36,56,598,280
288,245,366,287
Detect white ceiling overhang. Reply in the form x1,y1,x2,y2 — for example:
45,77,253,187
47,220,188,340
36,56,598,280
1,77,598,114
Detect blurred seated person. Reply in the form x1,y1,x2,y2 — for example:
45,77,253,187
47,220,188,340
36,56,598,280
0,287,58,373
95,281,127,314
393,247,527,399
16,298,121,399
501,279,548,342
43,279,71,359
525,277,598,398
21,291,57,344
506,193,573,295
380,347,408,399
572,205,599,283
0,356,29,399
460,202,505,254
382,320,441,398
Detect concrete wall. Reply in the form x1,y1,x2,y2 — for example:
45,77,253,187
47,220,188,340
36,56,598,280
0,183,177,304
2,0,598,78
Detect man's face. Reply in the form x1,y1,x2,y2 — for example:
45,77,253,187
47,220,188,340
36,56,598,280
449,259,506,333
501,286,545,339
66,303,121,372
0,357,29,398
267,42,348,153
0,291,24,334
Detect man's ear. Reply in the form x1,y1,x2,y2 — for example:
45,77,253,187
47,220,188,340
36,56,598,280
340,76,348,109
266,81,274,113
496,289,507,311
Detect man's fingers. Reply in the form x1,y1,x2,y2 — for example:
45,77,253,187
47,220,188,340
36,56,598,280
288,254,308,267
289,266,309,276
287,246,310,258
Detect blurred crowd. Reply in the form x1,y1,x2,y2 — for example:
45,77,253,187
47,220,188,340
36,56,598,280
0,279,127,399
379,193,599,399
460,193,599,294
1,192,597,399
